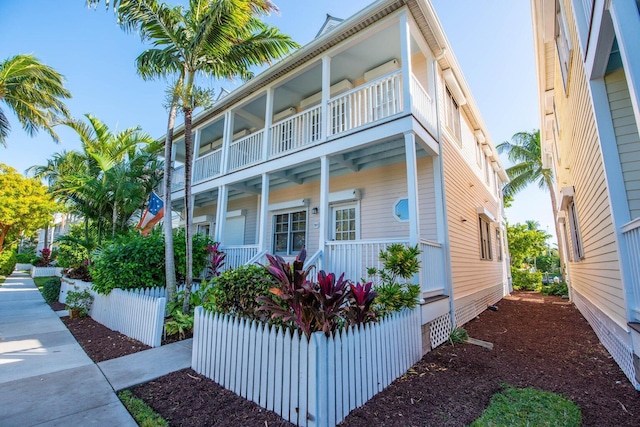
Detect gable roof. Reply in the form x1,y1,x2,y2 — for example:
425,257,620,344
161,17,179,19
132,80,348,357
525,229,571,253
315,14,344,38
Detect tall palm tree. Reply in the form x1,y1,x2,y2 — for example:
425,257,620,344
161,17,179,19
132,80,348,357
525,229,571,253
496,130,566,278
0,54,71,147
117,0,298,311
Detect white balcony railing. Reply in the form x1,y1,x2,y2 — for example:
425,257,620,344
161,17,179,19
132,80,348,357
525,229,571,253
622,218,640,319
194,148,222,183
325,239,409,283
411,76,437,136
328,71,403,137
222,245,260,270
228,131,264,171
420,239,445,295
171,165,185,192
270,106,322,157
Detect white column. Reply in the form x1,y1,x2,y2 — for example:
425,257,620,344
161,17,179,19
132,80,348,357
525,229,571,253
404,132,420,246
263,88,274,161
609,0,640,135
214,185,228,244
432,156,445,243
257,173,270,252
318,156,330,256
321,56,331,140
399,12,413,114
220,111,234,175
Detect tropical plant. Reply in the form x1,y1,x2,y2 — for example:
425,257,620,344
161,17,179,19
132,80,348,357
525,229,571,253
65,287,93,316
54,223,98,268
344,281,378,326
164,309,194,340
0,54,71,147
449,327,469,345
116,0,299,311
15,252,38,264
204,242,226,280
497,130,566,279
34,248,53,267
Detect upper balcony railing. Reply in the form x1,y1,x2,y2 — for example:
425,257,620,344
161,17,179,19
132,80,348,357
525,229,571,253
171,165,185,192
172,70,438,190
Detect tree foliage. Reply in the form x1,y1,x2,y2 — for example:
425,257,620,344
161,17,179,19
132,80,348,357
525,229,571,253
0,164,57,251
506,222,550,268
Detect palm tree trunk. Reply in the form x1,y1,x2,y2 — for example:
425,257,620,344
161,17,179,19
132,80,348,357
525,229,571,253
182,104,194,314
112,202,118,238
164,96,179,304
547,179,567,281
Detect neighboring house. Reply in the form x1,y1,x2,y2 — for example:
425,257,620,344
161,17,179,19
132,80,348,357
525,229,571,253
168,0,510,351
35,212,82,253
531,0,640,388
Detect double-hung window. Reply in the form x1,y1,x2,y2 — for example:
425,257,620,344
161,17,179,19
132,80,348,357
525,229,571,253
555,0,572,91
445,87,461,141
567,200,584,260
273,210,307,255
479,217,493,260
332,204,358,241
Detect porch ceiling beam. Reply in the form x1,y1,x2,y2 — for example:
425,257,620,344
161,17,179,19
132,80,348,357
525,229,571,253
333,154,359,172
272,170,304,185
233,109,265,129
228,183,261,195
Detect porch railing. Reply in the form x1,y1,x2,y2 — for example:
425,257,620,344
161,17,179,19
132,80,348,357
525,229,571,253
411,76,437,136
420,239,445,295
324,239,409,283
171,165,185,191
621,218,640,319
228,130,264,171
328,71,402,137
194,148,222,183
270,106,322,157
223,245,260,270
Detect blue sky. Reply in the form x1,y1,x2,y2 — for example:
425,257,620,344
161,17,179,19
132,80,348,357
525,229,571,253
0,0,555,242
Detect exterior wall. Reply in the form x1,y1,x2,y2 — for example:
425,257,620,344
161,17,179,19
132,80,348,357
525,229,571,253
605,67,640,220
552,0,628,329
193,195,259,245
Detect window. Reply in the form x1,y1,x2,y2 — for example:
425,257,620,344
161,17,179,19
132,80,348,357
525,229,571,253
567,200,584,260
394,198,409,222
332,204,358,241
555,0,572,90
273,210,307,255
496,229,503,261
479,217,493,260
484,155,491,185
445,87,461,141
196,224,210,237
476,138,483,166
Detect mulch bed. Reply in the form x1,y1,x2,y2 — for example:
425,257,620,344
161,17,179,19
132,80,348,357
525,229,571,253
128,291,640,426
48,301,66,311
61,316,151,363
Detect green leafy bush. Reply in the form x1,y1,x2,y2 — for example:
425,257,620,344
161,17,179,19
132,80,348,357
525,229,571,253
511,268,542,291
164,310,194,340
42,278,61,303
0,251,16,276
15,252,37,264
207,264,275,319
540,281,568,296
65,287,93,316
90,228,212,295
55,224,97,268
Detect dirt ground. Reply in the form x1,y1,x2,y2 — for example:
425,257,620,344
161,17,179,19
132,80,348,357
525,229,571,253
66,291,640,426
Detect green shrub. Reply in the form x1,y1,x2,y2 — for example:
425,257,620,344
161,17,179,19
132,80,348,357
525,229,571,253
207,264,275,319
90,228,212,295
164,310,194,339
511,268,542,291
42,278,61,303
540,281,568,296
15,252,37,264
0,251,16,276
449,327,469,344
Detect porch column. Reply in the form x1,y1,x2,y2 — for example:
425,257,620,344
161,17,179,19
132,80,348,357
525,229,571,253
220,111,234,175
399,12,413,114
404,131,420,246
609,0,640,132
214,185,228,244
258,173,270,252
318,156,330,268
322,55,331,141
263,88,274,161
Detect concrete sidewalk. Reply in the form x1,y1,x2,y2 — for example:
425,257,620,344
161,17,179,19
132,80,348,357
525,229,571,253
0,272,136,426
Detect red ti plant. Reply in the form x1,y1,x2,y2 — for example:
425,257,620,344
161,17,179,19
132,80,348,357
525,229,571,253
205,243,226,280
345,281,378,326
313,271,350,335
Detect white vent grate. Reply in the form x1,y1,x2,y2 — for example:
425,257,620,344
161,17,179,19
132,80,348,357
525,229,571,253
573,290,639,389
430,313,452,348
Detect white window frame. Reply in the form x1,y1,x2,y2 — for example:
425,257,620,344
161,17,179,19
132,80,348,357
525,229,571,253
496,228,503,261
556,0,573,91
272,209,308,255
445,87,461,142
567,199,584,261
484,155,491,185
331,202,360,241
393,197,410,223
479,217,493,261
475,138,483,166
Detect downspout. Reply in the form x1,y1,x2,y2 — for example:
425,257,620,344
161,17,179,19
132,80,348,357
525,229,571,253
432,49,457,328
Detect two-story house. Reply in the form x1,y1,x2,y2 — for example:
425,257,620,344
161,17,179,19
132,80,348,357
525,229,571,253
167,0,510,351
531,0,640,388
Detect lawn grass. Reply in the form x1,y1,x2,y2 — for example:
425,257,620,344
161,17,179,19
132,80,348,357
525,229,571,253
118,390,169,427
33,276,53,293
470,386,581,427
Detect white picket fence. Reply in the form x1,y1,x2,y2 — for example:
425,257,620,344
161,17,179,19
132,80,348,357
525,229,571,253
91,289,166,347
192,308,422,427
30,266,63,278
15,263,33,271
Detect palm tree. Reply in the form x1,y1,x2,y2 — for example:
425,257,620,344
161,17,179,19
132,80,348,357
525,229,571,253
496,130,566,278
117,0,298,311
0,54,71,147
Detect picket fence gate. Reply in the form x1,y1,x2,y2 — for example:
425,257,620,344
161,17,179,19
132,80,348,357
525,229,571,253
90,289,166,347
192,308,422,427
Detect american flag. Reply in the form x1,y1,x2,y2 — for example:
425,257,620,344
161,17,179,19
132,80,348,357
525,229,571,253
136,191,164,236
